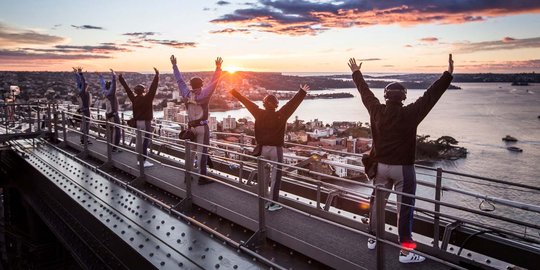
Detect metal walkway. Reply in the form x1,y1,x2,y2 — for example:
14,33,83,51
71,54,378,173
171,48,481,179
8,139,266,269
2,103,539,269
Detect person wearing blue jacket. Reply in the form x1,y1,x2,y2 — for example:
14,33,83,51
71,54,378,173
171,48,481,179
99,69,121,152
73,67,91,145
170,55,222,185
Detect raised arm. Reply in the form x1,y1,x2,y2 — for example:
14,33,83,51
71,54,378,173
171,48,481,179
146,68,159,100
107,69,117,96
279,84,309,119
170,55,190,98
73,67,86,93
197,57,223,103
407,54,454,124
349,58,381,115
118,73,135,102
229,89,262,118
98,74,107,94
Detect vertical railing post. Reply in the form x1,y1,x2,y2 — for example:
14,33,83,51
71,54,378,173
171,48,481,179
184,140,193,208
256,157,267,240
433,167,443,249
121,113,125,145
37,105,41,131
97,108,101,138
47,104,52,133
375,187,386,270
53,105,59,140
106,118,112,163
28,104,32,132
82,113,88,153
61,111,67,143
316,181,322,210
136,129,145,178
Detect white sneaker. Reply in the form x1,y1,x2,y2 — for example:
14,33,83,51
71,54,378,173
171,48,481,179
138,161,154,167
399,251,425,263
367,238,376,250
267,203,283,212
144,161,154,167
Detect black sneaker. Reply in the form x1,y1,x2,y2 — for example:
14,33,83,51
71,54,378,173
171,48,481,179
197,177,214,185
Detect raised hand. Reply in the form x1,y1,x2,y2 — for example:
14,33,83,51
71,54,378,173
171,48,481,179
348,58,362,73
110,68,116,76
72,67,78,72
153,67,159,75
448,54,454,75
300,84,310,92
215,57,223,69
228,88,236,95
170,55,177,65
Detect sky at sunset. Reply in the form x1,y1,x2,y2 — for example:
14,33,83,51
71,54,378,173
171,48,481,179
1,0,539,73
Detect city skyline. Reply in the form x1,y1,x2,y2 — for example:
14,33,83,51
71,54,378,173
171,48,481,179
1,0,539,73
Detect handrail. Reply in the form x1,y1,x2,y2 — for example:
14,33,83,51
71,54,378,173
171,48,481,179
5,103,540,269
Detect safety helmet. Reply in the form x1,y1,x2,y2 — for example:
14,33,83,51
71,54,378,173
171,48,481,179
134,84,146,95
263,94,279,110
190,77,203,89
384,82,407,101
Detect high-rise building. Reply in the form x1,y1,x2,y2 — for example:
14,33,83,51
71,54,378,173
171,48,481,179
208,116,218,131
222,115,237,130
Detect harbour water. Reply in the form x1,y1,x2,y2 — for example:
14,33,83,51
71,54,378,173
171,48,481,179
212,82,540,231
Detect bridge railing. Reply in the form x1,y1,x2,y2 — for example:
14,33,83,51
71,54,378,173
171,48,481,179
13,103,540,269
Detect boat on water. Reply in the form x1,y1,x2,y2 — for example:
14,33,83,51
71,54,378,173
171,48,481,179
502,135,518,142
507,146,523,152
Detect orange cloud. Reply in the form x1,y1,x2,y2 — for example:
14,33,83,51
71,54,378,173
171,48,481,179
211,1,540,36
453,37,540,53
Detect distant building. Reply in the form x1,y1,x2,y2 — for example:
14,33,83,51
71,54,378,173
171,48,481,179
176,113,188,124
163,102,182,121
307,127,334,139
172,91,180,101
222,115,237,130
328,155,348,177
208,116,218,131
286,131,308,143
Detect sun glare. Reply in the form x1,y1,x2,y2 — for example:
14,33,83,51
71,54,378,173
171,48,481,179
225,65,241,74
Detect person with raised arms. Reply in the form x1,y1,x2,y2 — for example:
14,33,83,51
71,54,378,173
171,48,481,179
170,55,223,185
99,69,121,152
119,68,159,167
229,84,310,211
73,66,92,145
348,54,454,263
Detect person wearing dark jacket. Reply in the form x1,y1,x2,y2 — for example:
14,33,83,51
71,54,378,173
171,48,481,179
73,67,92,145
171,55,222,185
119,68,159,167
230,85,310,211
99,69,121,152
348,54,454,263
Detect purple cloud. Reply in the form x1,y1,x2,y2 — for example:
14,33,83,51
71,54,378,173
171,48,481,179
211,0,540,36
71,24,104,30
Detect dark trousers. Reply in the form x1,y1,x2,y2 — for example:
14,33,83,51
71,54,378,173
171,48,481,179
80,110,90,142
107,113,121,146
